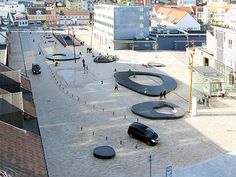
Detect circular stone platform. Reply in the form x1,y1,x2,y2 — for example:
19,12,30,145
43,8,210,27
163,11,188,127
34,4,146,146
114,71,177,96
131,101,185,119
93,55,118,63
93,146,116,159
46,53,80,61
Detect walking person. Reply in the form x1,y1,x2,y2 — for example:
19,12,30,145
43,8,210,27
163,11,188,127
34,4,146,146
160,92,163,99
206,95,210,107
144,88,147,95
114,82,118,90
163,90,166,99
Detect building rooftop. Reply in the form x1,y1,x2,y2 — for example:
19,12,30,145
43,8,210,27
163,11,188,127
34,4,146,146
26,7,46,15
0,121,48,177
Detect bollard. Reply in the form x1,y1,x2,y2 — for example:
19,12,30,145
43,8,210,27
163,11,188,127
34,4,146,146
78,97,79,101
93,105,95,108
113,112,114,117
93,131,95,136
120,140,122,145
72,94,73,97
135,144,138,149
81,127,83,131
137,118,139,122
85,101,86,104
106,136,107,140
102,108,104,112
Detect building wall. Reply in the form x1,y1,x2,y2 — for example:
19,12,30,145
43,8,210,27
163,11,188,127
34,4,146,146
17,20,28,26
114,6,149,40
94,5,115,48
27,15,46,21
60,14,89,25
156,36,206,50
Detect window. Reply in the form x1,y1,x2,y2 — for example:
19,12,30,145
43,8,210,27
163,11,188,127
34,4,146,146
139,23,144,28
139,7,143,12
139,15,143,20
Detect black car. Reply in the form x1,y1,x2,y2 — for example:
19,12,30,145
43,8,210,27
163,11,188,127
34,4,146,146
128,122,159,146
32,63,41,74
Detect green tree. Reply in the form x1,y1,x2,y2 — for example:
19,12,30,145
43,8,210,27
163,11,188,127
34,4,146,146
153,40,159,58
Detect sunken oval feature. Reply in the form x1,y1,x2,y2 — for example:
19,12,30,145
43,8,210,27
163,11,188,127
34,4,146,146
131,101,185,119
114,71,177,96
93,146,116,159
46,53,80,61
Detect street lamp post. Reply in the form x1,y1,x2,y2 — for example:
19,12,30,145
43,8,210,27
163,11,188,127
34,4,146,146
188,40,195,113
71,27,76,63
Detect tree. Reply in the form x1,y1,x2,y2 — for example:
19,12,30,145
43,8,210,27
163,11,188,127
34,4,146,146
152,40,159,58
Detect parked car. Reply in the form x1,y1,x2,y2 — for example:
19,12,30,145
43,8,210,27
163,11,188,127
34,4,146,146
128,122,159,146
32,63,41,74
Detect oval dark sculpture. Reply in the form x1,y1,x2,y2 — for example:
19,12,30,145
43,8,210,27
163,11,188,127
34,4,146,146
93,146,116,159
114,71,177,96
131,101,185,119
93,55,118,63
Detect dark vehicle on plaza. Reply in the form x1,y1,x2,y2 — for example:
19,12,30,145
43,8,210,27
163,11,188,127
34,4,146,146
128,122,159,146
32,63,41,74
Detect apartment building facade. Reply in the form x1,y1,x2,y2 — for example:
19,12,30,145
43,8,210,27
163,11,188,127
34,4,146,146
93,4,149,49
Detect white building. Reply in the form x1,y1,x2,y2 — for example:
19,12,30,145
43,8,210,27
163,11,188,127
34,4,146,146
3,1,25,13
94,4,149,49
194,26,236,85
13,12,28,27
177,0,196,6
60,10,90,26
154,7,200,30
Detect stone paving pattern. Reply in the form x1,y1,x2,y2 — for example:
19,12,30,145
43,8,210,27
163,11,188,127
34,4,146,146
9,27,236,177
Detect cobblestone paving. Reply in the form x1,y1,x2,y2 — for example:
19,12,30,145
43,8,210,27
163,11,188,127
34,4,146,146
9,29,235,177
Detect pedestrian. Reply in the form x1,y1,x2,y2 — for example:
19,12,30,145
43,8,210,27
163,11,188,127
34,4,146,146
144,88,147,95
39,51,41,55
114,82,118,90
202,97,205,105
82,59,85,64
101,80,103,84
206,95,210,107
160,92,163,99
83,63,85,69
163,90,166,99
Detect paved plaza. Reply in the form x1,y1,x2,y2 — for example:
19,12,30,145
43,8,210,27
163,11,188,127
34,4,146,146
9,28,236,177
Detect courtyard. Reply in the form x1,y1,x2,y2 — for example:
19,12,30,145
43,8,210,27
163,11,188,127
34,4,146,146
9,27,236,177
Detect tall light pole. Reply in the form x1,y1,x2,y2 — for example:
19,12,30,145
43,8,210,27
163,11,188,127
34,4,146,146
72,27,76,63
188,40,195,113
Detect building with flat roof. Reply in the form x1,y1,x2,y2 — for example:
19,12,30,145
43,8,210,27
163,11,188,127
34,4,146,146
93,4,149,49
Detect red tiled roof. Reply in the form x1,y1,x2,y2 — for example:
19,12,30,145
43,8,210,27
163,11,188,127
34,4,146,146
0,121,48,177
173,6,194,14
